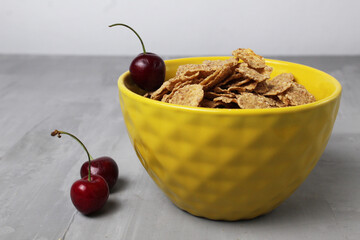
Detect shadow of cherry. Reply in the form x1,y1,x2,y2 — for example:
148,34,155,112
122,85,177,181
87,198,121,218
110,176,129,194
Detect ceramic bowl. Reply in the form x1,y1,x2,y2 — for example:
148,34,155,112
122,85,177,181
118,57,341,220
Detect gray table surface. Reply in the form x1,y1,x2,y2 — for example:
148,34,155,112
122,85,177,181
0,55,359,240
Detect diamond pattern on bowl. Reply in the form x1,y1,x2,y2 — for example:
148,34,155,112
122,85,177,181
119,58,341,220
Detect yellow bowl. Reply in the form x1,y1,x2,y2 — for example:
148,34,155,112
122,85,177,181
118,57,341,221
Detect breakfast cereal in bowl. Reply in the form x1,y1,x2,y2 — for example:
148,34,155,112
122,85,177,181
117,48,341,220
146,48,315,109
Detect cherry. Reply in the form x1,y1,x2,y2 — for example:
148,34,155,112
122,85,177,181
51,130,116,214
51,130,119,190
70,175,109,215
80,156,118,190
109,23,165,91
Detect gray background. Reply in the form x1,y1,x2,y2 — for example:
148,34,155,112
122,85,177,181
1,0,360,56
0,55,359,240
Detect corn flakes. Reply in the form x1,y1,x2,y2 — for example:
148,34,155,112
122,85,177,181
146,48,316,109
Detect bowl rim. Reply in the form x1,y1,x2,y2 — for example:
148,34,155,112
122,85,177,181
118,56,342,115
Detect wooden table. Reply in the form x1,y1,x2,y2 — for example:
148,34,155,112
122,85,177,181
0,55,359,240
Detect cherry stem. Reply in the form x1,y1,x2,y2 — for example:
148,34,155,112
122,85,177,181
51,130,93,182
108,23,147,54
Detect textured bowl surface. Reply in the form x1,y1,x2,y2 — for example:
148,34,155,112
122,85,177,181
118,57,341,221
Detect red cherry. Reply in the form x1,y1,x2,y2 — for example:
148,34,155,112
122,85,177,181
109,23,165,91
70,175,109,215
51,130,119,191
80,156,119,190
51,129,119,214
130,52,165,91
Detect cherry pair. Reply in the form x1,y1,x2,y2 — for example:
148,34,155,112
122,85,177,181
51,130,119,215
